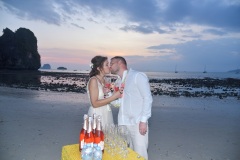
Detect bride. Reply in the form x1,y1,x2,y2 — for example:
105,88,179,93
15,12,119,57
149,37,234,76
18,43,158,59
87,55,122,128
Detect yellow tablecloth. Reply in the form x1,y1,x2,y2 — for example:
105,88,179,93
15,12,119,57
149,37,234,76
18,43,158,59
61,144,145,160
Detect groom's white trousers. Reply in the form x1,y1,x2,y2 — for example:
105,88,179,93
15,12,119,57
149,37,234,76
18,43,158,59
126,124,149,160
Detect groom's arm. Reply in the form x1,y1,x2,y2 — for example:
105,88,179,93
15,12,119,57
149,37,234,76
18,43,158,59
135,73,153,123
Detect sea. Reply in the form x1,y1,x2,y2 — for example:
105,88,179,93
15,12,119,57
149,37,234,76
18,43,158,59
145,71,240,79
39,69,240,80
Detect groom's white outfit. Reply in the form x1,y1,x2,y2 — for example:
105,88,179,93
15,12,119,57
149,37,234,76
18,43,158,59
117,68,153,159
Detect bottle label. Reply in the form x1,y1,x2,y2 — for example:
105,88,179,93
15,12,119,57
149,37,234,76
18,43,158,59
85,142,93,148
80,140,84,149
98,141,104,151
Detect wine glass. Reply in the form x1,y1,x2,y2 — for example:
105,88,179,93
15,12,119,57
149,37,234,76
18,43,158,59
117,126,130,159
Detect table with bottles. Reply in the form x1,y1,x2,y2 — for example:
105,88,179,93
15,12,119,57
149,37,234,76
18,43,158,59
61,143,145,160
62,114,145,160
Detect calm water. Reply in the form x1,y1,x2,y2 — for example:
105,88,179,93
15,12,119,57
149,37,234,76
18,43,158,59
40,69,240,80
145,71,240,79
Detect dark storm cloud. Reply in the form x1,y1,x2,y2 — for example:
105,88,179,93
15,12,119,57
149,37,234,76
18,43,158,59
2,0,240,33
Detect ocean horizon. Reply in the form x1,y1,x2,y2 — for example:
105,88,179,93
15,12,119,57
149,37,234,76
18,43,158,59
39,69,240,80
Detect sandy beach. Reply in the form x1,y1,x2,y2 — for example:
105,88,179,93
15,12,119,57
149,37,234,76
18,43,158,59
0,87,240,160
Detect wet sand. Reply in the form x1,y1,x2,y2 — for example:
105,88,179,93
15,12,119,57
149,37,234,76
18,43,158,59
0,87,240,160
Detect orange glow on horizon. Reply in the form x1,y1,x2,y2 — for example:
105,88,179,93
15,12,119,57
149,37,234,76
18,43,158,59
41,56,90,64
105,51,132,57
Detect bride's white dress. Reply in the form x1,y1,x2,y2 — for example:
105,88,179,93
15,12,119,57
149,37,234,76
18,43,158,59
87,77,114,129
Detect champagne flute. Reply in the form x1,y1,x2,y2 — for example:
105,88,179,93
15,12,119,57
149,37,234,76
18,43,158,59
118,126,129,159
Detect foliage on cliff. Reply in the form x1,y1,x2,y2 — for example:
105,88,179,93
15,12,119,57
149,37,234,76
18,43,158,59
0,27,41,70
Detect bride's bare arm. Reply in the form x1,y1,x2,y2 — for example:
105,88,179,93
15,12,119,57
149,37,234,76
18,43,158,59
89,78,121,108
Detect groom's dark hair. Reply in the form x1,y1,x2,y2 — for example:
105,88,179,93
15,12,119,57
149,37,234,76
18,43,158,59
111,56,127,66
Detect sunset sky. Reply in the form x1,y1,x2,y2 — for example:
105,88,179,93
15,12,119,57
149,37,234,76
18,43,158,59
0,0,240,72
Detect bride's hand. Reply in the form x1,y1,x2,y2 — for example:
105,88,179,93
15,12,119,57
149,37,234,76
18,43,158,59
119,87,124,94
112,90,122,99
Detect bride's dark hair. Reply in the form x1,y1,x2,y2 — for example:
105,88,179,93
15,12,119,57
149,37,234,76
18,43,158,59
89,56,108,77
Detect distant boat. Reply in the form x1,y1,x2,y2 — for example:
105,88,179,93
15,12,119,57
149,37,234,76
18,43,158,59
175,65,178,73
203,65,207,73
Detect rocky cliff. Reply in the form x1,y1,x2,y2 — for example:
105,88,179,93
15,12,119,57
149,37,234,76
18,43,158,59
0,27,41,70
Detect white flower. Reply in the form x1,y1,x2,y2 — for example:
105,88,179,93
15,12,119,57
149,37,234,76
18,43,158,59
90,63,93,68
113,99,121,108
113,103,121,108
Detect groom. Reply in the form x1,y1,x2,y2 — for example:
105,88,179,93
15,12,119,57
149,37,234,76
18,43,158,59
110,56,153,160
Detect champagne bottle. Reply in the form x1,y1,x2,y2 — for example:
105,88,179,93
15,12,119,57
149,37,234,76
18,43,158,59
79,114,88,151
94,116,104,152
84,116,94,147
92,113,97,135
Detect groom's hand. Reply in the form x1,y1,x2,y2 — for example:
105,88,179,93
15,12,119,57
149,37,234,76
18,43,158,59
139,121,147,135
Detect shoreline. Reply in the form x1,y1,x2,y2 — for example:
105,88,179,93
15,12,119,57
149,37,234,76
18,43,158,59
0,87,240,160
0,70,240,99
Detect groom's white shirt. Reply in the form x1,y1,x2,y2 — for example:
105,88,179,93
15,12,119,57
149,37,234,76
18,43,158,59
118,68,153,125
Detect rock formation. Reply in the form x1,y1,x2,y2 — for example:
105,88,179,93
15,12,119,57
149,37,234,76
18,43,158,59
57,67,67,70
0,27,41,70
41,64,51,69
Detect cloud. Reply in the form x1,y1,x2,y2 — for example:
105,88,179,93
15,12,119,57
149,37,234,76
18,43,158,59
71,23,85,29
87,18,99,24
2,0,62,25
120,24,167,34
2,0,240,33
148,38,240,60
158,0,240,32
146,37,240,71
202,29,227,36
